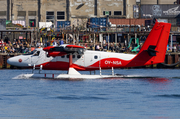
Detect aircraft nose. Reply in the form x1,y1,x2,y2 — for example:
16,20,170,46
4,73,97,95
7,57,16,65
7,56,31,67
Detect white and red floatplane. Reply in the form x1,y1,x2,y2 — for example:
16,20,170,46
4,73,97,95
8,21,171,79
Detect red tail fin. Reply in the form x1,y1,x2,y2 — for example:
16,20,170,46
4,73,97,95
127,22,171,67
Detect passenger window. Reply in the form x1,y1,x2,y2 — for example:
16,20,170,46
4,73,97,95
94,55,98,59
66,55,69,58
61,55,65,58
73,55,75,58
47,54,50,57
33,51,40,56
77,55,81,59
46,52,50,57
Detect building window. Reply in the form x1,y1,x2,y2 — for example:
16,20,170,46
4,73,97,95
114,11,122,15
103,11,111,15
46,11,54,27
28,11,36,16
46,16,54,19
0,11,6,16
46,11,54,20
47,11,54,15
57,11,65,20
168,19,176,26
18,11,26,16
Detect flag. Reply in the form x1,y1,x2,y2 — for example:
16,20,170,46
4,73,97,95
30,21,34,27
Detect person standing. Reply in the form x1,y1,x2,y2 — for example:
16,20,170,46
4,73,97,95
53,40,58,46
103,39,106,45
0,39,4,48
59,39,64,45
45,40,50,47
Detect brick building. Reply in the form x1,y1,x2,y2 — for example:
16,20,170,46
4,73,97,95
0,0,177,28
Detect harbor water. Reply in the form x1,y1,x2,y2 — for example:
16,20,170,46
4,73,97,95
0,69,180,118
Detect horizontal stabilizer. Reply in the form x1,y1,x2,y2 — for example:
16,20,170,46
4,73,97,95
146,45,158,56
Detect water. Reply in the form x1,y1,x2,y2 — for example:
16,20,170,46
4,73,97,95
0,69,180,119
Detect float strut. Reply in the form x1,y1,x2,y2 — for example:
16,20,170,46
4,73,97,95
112,67,114,76
32,64,35,73
68,53,81,75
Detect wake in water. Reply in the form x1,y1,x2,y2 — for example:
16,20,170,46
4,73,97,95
11,69,180,82
12,74,33,79
155,94,180,98
12,73,170,84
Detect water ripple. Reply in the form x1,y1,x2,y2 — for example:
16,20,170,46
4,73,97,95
2,94,32,97
128,91,142,94
52,95,108,100
155,94,180,99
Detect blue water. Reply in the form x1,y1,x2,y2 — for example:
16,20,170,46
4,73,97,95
0,69,180,119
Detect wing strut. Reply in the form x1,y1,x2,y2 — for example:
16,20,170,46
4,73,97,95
68,53,81,75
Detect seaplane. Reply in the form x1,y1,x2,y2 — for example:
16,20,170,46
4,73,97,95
8,21,171,79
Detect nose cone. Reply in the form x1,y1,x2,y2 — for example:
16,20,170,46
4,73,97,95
7,57,16,66
7,56,30,67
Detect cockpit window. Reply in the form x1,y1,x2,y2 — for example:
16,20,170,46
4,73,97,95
33,51,40,56
23,50,37,55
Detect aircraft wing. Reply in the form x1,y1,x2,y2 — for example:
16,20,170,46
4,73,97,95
43,44,85,57
66,45,84,49
64,45,85,53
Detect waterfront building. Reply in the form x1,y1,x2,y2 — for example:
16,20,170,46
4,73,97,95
0,0,177,27
0,0,179,45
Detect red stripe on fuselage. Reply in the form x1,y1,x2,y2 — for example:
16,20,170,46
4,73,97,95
89,58,130,69
35,58,131,71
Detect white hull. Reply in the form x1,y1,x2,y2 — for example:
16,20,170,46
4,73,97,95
13,73,158,80
13,73,129,79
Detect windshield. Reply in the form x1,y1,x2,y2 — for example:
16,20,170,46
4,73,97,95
33,51,40,56
23,50,37,55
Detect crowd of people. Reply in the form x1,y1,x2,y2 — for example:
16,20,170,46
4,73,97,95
0,37,131,54
0,37,69,53
0,38,31,53
0,37,179,54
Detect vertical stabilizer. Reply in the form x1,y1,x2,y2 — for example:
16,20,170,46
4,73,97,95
127,21,171,67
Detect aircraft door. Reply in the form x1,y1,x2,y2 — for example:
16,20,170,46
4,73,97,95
84,53,92,67
77,54,84,66
85,53,100,68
